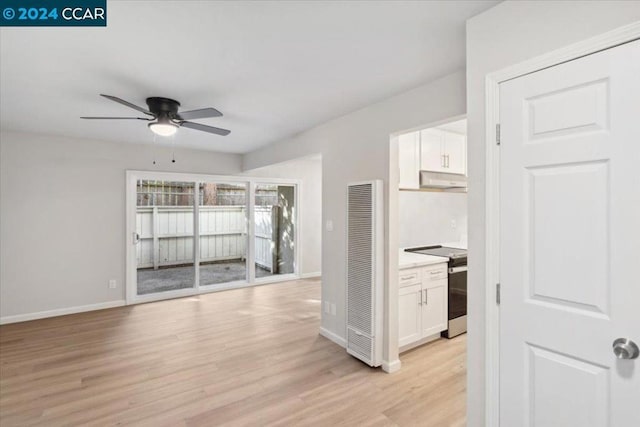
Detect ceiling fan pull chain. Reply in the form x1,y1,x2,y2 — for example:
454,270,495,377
152,134,157,165
171,133,176,164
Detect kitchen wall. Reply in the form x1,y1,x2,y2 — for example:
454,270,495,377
243,70,466,369
398,191,467,248
465,1,640,424
242,155,322,276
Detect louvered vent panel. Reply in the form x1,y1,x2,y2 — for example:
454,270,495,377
346,181,382,367
347,329,373,360
347,184,373,336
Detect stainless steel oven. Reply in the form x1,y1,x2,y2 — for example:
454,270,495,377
442,263,467,338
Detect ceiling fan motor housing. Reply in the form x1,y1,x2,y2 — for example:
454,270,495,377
146,97,181,119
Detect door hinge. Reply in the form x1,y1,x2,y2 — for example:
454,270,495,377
496,283,501,305
496,123,501,145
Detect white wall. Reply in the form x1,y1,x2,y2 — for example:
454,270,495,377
243,70,466,368
398,191,467,248
242,156,322,276
0,131,243,320
465,2,640,424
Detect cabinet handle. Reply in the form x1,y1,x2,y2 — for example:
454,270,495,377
423,289,428,305
445,154,450,168
441,154,445,168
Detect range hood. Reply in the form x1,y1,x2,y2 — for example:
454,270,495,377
420,171,467,190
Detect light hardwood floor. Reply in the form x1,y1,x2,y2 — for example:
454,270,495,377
0,278,466,426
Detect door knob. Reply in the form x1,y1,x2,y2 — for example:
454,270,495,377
612,338,639,360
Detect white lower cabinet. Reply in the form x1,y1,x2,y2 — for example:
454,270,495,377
399,284,422,347
421,284,447,337
398,263,448,349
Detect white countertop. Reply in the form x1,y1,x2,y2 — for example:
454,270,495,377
440,241,467,250
399,249,448,270
398,240,467,270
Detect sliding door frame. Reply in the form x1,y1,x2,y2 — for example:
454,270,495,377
125,170,301,305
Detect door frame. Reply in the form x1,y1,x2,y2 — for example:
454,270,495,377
125,170,302,305
483,22,640,426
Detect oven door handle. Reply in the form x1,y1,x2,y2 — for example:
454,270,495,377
449,266,468,274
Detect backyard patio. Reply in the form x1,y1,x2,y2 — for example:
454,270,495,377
134,181,295,296
137,260,273,294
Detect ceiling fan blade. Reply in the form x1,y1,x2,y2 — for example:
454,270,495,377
81,116,152,120
180,121,231,136
176,107,223,121
100,94,153,116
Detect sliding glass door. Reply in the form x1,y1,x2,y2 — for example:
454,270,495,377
127,172,298,303
135,180,196,295
254,184,296,280
198,182,248,287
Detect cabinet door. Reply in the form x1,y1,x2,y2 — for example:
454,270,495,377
399,284,422,347
421,284,448,337
420,129,446,172
398,132,420,189
443,132,466,175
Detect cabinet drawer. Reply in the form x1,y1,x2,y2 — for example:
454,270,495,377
422,264,447,282
399,268,421,287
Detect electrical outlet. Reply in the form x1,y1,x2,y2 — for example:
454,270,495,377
326,220,334,232
108,279,117,289
450,219,457,229
330,303,336,316
324,301,331,314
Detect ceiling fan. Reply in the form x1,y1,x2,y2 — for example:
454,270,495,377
81,94,230,137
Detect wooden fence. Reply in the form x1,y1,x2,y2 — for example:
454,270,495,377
136,206,274,271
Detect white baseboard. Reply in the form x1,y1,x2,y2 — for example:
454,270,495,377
0,300,126,325
319,326,346,348
399,332,442,354
300,271,321,279
382,359,402,373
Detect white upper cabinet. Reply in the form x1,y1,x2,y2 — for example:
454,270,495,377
419,129,445,173
398,124,467,189
398,131,420,190
443,132,466,175
420,128,466,175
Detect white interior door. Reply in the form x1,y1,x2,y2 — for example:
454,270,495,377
499,40,640,426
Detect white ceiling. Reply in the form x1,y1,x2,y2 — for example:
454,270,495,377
0,1,497,153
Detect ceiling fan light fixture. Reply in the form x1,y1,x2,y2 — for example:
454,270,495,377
148,121,178,137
